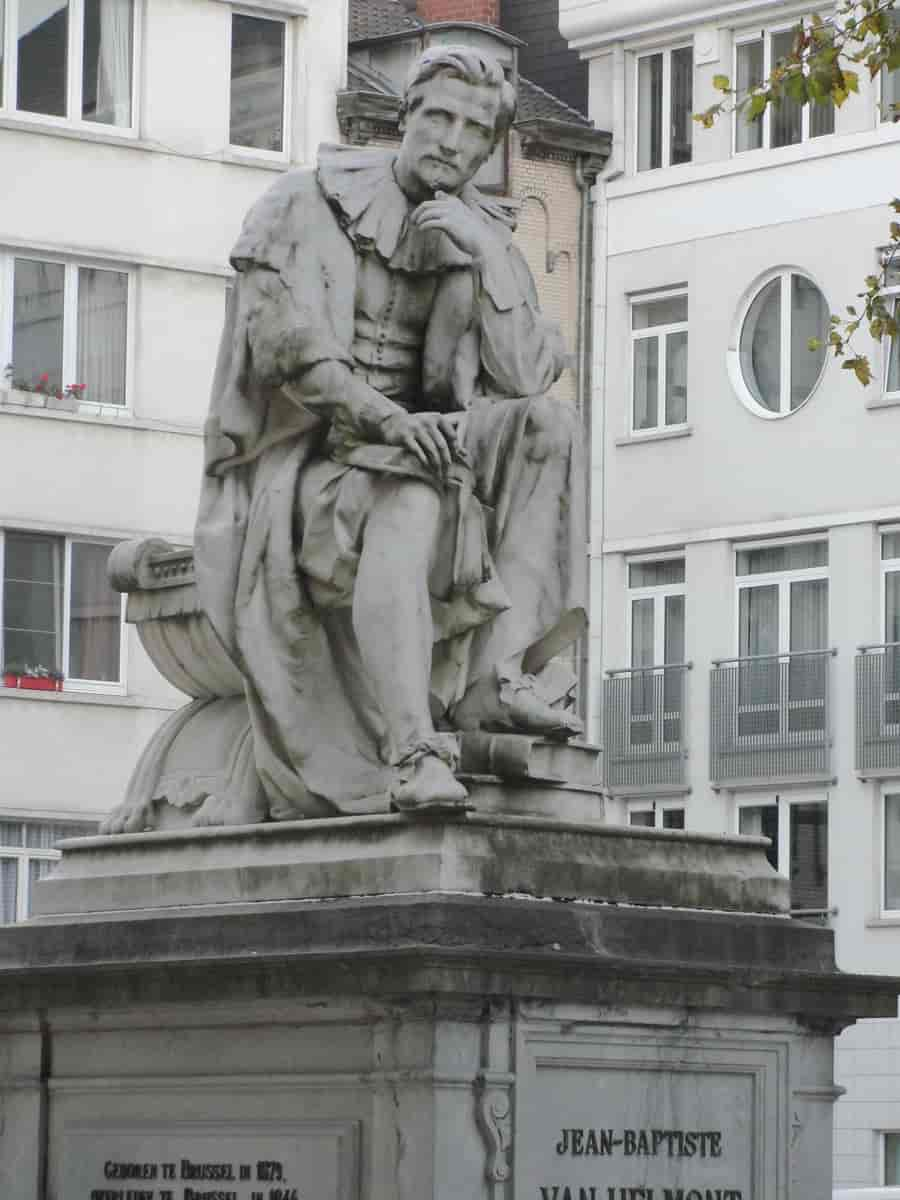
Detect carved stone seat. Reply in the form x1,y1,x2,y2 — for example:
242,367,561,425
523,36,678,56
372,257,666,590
108,539,604,830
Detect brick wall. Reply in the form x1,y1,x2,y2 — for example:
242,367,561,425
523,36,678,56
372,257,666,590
416,0,499,25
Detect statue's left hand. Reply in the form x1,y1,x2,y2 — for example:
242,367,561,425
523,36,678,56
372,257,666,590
411,191,492,260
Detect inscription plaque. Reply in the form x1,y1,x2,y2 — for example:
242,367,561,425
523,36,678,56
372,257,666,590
518,1059,759,1200
61,1122,359,1200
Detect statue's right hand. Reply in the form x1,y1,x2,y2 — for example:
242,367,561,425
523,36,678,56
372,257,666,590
379,411,465,476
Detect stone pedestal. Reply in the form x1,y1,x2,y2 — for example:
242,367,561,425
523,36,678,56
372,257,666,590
0,809,895,1200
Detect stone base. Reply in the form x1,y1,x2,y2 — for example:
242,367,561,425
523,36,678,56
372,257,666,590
1,816,896,1200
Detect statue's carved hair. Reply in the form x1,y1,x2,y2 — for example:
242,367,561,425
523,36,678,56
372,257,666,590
401,46,517,148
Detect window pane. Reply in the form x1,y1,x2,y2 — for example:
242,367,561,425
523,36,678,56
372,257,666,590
739,805,779,871
662,807,685,830
665,329,687,424
25,857,54,917
886,573,900,648
664,593,685,664
790,804,828,909
790,579,828,652
230,14,285,152
790,275,827,410
788,579,828,730
631,597,655,668
740,276,781,411
82,0,133,126
887,299,900,394
0,822,23,847
629,810,655,828
637,53,663,172
809,96,834,138
881,11,900,122
735,40,764,152
884,534,900,562
0,0,5,104
670,46,693,165
628,559,685,588
0,859,18,923
632,295,687,329
24,820,96,848
69,542,120,681
2,532,64,674
885,795,900,911
17,0,68,115
77,267,127,405
738,586,779,731
12,258,64,392
633,337,659,429
770,30,802,148
737,541,828,575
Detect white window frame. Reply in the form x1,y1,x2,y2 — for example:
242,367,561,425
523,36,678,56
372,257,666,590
634,43,693,174
627,553,686,668
0,815,98,921
881,788,900,918
628,288,688,435
226,5,293,162
882,257,900,402
0,0,140,135
0,529,127,695
733,537,829,740
880,528,900,737
878,6,900,125
728,266,829,420
735,792,829,902
732,16,835,156
627,799,686,830
0,250,134,414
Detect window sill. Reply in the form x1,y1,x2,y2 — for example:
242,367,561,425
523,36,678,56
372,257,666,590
0,114,292,172
616,424,693,447
0,687,176,711
865,915,900,928
866,393,900,411
0,390,201,437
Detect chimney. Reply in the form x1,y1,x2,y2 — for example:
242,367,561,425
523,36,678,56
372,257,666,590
415,0,500,25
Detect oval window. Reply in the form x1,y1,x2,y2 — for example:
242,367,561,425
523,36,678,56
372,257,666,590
735,270,828,417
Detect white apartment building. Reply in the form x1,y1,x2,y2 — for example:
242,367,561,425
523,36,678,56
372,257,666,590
560,0,900,1188
0,0,345,917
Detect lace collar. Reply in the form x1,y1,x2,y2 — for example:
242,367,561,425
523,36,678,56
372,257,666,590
316,144,515,273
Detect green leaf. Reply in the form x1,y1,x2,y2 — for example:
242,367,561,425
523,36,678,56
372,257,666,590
842,356,873,386
712,74,731,93
808,337,822,351
748,93,768,121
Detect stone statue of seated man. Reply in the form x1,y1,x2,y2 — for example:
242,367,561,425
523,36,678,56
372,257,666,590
105,46,586,829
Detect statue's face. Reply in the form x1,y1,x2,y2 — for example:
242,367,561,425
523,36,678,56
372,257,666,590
398,74,500,197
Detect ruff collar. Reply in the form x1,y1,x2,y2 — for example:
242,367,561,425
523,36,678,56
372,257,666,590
317,144,516,274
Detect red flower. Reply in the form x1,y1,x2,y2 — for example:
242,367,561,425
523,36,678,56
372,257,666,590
38,373,49,384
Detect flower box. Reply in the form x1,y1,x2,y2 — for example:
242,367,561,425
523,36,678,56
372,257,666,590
3,672,63,692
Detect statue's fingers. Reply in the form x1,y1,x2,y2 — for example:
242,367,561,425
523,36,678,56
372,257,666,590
404,433,431,470
438,416,463,457
422,426,452,474
411,432,441,474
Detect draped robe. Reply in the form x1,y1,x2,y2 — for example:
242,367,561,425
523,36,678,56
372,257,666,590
194,146,585,817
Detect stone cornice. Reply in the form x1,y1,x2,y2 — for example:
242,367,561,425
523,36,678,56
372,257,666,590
515,118,611,173
560,0,807,53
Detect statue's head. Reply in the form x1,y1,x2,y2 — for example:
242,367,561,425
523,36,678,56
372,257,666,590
395,46,517,198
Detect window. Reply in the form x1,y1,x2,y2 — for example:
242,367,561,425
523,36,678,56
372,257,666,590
636,45,693,172
628,803,685,830
628,557,686,746
735,540,829,737
883,256,900,401
733,269,828,417
1,531,124,689
738,797,828,913
1,253,129,407
1,0,135,127
881,532,900,727
880,7,900,122
734,25,834,153
0,817,97,922
630,292,688,433
229,11,287,154
886,1131,900,1183
884,794,900,914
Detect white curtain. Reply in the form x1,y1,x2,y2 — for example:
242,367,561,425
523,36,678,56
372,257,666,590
637,53,662,171
735,40,763,152
69,542,120,681
884,796,900,915
85,0,132,126
741,277,781,411
76,267,127,405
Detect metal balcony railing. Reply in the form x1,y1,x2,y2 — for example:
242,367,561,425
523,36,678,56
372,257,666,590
710,649,834,786
603,663,689,792
856,643,900,774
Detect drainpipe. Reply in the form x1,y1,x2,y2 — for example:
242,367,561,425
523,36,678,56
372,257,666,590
580,41,625,743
